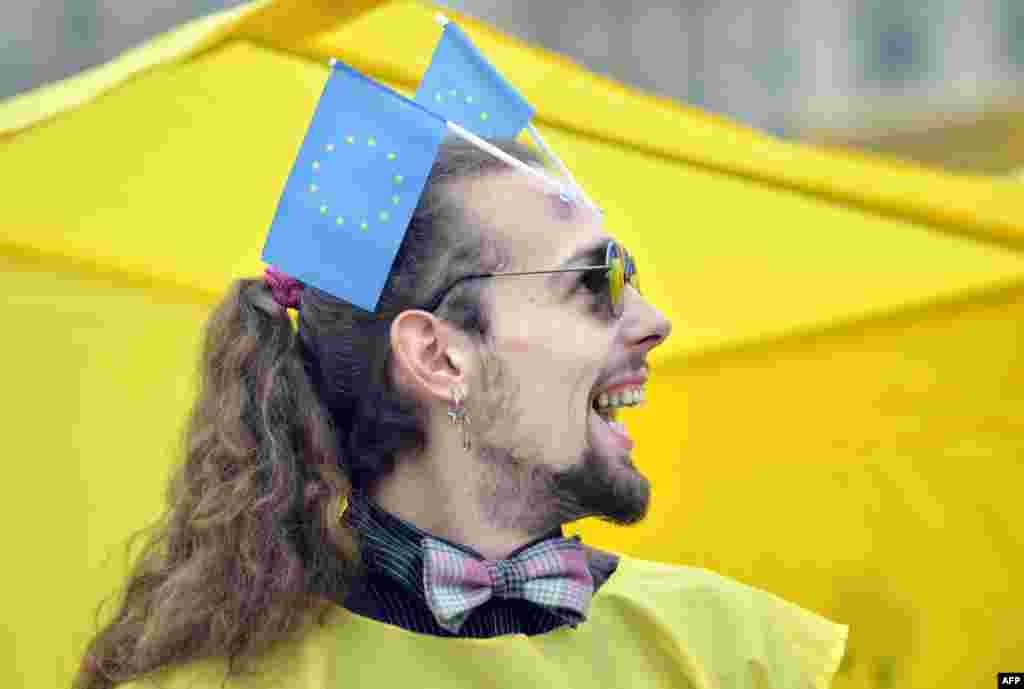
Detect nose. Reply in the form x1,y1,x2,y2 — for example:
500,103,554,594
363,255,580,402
622,285,672,352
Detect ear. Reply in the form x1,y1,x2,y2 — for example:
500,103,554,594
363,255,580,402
390,310,467,402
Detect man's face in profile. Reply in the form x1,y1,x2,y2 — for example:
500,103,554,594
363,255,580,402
459,170,672,532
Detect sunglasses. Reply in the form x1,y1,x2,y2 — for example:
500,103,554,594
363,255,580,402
421,239,640,318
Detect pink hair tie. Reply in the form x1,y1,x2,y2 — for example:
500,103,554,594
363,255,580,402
264,266,305,309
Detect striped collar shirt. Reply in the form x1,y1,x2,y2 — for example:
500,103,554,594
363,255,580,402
340,489,620,638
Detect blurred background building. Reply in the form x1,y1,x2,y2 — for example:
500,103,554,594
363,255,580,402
4,0,1023,174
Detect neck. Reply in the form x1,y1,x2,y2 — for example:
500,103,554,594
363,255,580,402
369,443,561,561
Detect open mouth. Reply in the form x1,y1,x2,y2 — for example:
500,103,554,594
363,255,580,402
589,385,645,450
591,385,645,419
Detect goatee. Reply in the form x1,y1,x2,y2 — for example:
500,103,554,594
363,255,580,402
547,446,650,525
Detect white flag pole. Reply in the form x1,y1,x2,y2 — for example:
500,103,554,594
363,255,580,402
526,123,598,211
446,121,571,198
430,15,587,206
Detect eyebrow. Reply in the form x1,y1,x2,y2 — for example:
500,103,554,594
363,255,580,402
546,237,611,289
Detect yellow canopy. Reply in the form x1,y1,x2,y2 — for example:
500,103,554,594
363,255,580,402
2,1,1021,687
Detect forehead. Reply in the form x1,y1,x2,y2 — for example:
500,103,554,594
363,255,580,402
459,169,606,267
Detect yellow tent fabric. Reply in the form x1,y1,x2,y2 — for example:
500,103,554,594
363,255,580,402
2,1,1021,687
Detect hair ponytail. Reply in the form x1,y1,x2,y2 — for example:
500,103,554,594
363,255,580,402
73,278,360,689
73,137,544,688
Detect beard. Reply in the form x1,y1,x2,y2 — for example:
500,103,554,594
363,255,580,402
473,429,651,535
468,352,651,535
546,444,651,526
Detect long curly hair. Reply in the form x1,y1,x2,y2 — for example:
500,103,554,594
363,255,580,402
73,139,543,688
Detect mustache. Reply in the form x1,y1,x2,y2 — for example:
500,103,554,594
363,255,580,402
592,351,651,391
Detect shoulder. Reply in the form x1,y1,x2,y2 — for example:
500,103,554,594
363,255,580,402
596,554,849,689
116,606,347,689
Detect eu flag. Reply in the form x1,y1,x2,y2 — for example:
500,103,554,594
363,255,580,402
415,22,535,139
263,60,447,313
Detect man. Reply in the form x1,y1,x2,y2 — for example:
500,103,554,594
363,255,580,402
341,153,669,635
80,140,848,689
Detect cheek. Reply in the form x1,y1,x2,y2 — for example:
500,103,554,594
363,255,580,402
494,312,545,354
506,335,531,353
496,310,604,360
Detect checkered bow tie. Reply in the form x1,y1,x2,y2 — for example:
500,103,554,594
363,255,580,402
421,535,595,634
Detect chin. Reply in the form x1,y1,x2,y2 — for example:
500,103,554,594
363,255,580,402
606,476,651,525
550,447,651,525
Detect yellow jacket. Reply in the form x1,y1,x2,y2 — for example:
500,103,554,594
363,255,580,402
124,555,848,689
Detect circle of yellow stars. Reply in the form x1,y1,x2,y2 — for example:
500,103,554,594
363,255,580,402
434,88,489,122
308,135,406,245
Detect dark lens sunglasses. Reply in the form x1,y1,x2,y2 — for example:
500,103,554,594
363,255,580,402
420,239,640,318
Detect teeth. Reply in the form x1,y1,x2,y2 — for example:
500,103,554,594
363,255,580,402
595,386,645,411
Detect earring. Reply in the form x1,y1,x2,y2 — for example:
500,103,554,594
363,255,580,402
336,493,349,523
447,387,472,452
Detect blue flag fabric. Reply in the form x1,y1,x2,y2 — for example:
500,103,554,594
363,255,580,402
263,60,447,313
415,22,535,139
